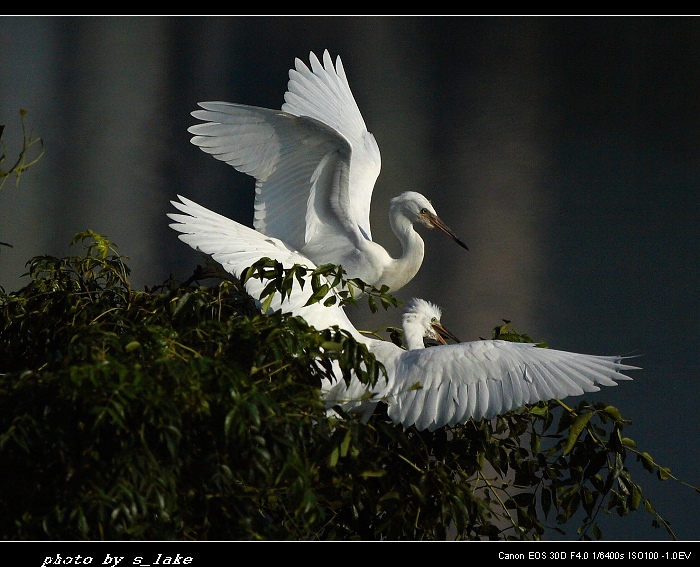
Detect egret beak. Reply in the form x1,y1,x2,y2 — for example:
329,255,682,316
431,321,461,344
426,213,469,251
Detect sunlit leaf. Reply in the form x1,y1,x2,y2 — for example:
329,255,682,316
563,412,593,455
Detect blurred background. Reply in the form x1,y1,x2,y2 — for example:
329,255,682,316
1,16,698,540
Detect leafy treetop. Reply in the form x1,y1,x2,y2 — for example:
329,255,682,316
0,231,696,540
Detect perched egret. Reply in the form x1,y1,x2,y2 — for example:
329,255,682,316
187,50,468,292
168,195,639,432
325,298,638,430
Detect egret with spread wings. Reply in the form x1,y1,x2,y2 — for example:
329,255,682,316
187,50,468,292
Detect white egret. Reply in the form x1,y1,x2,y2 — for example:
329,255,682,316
168,195,638,432
187,50,468,292
327,298,638,431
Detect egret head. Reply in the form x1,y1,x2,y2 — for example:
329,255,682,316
390,192,469,251
402,298,461,350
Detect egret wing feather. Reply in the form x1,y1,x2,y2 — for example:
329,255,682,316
283,51,369,139
282,50,381,241
381,340,638,431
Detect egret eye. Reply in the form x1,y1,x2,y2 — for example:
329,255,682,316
420,208,429,215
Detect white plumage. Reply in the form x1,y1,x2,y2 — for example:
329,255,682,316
168,196,638,432
187,50,468,292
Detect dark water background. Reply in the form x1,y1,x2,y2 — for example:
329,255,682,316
1,16,698,541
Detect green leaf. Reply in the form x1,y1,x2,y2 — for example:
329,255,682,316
658,466,672,481
563,412,593,455
640,452,655,473
328,446,339,468
304,284,330,306
340,429,352,458
601,405,622,422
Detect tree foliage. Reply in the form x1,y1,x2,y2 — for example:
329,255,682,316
0,232,696,540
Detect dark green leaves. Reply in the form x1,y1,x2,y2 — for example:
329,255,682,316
241,258,401,314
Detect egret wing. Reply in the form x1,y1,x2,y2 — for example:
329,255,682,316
282,50,381,241
189,104,363,255
384,340,638,431
283,51,370,148
167,195,361,337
